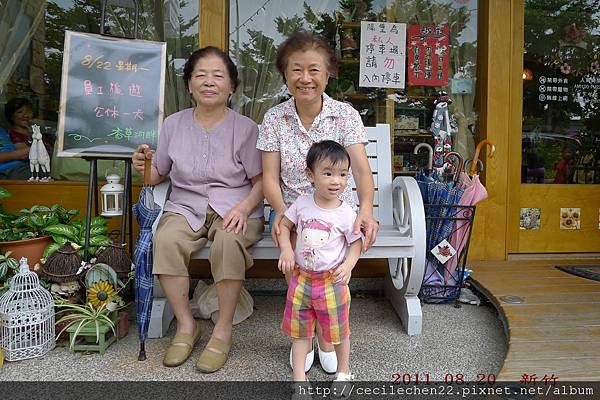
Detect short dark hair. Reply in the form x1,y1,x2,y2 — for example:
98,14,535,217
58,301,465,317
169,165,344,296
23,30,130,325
306,140,351,171
182,46,240,93
276,31,337,82
4,98,32,125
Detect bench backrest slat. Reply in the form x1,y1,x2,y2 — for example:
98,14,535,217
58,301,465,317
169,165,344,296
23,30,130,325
351,124,392,225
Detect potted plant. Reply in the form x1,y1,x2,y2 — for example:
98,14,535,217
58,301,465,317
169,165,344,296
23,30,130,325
42,215,113,259
55,301,120,353
0,187,80,266
54,271,131,354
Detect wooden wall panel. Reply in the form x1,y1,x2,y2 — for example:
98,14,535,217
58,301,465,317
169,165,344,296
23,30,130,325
517,185,600,253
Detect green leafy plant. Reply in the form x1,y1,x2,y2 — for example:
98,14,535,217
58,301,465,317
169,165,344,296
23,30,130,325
0,250,19,296
0,186,111,259
0,187,80,242
54,270,133,349
55,301,119,349
43,216,113,259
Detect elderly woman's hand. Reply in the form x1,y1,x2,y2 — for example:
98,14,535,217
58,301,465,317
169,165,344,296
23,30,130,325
353,210,380,252
132,144,153,175
223,205,249,235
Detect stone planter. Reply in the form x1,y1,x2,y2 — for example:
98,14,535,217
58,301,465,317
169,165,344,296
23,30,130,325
0,236,53,267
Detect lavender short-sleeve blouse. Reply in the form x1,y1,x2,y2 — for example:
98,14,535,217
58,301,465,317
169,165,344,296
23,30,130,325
154,108,263,231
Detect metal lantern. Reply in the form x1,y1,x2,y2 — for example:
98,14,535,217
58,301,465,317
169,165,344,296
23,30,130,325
0,257,55,361
100,173,124,217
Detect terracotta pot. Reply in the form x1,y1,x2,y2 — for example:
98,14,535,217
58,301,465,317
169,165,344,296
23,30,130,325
0,235,53,267
118,311,129,339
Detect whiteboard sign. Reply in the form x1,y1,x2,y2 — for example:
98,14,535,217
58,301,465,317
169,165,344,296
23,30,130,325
359,21,407,89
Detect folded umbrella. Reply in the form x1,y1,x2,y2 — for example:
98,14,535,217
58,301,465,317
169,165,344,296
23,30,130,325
413,143,434,203
133,155,161,361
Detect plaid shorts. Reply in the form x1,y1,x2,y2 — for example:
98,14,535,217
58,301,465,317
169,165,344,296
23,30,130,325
281,268,351,345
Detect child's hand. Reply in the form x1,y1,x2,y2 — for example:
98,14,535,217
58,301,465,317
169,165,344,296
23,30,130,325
332,260,354,285
278,249,296,275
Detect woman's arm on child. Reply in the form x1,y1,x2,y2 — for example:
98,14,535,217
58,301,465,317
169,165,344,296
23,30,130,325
277,216,296,275
332,239,362,285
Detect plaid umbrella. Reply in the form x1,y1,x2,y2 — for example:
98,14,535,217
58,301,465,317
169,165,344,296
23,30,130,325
133,156,161,361
425,152,465,273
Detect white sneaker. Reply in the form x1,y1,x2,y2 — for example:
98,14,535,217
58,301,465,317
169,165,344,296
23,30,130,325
289,341,314,373
331,372,355,398
316,339,337,374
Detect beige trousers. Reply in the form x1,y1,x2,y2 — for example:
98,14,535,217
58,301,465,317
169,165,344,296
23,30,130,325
152,207,264,282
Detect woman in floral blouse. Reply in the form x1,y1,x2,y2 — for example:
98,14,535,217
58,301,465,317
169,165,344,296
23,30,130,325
257,31,379,375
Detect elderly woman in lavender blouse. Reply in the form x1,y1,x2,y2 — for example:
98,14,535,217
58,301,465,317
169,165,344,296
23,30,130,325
132,47,264,373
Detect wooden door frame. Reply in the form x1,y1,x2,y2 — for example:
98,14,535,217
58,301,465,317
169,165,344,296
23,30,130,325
200,0,228,49
467,0,523,260
507,0,526,254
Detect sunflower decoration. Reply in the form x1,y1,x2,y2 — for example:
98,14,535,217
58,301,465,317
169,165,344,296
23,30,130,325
87,280,117,309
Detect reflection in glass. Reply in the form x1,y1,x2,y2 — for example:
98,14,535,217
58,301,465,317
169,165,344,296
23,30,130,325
522,0,600,184
0,0,199,181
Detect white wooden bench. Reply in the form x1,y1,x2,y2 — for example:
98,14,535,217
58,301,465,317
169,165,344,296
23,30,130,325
147,124,426,337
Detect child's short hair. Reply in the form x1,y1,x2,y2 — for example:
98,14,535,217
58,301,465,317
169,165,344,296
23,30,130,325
306,140,351,171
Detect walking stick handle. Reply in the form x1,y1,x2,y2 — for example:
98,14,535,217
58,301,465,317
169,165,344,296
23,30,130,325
143,148,152,186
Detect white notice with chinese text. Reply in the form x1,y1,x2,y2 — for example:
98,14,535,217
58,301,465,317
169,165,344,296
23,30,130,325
359,21,406,89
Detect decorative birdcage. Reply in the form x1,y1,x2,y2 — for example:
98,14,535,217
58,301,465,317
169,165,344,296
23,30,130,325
0,257,55,361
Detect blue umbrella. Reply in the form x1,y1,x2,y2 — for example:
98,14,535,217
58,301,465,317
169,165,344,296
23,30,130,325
133,157,161,361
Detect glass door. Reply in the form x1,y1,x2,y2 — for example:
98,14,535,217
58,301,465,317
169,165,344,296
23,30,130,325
514,0,600,253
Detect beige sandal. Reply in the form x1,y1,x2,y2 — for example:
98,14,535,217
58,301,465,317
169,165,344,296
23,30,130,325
196,336,231,373
163,321,202,367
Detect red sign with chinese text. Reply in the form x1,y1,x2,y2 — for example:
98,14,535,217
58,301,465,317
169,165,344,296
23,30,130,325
407,25,449,86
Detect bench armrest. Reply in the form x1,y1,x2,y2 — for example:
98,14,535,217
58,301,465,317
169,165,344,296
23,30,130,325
390,176,426,294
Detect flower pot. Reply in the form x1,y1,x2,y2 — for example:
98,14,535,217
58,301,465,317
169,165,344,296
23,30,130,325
0,236,53,268
118,311,129,339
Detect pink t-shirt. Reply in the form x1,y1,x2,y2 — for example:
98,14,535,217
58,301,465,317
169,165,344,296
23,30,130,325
284,195,362,272
154,108,263,231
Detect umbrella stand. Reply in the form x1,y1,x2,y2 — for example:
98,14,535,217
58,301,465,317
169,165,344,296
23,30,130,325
421,204,476,304
133,154,161,361
420,152,476,305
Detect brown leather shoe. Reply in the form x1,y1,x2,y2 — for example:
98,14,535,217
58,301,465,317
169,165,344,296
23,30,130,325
163,321,202,367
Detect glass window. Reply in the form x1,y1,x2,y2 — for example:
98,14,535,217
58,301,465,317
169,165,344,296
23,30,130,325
0,0,199,181
522,1,600,184
229,0,479,176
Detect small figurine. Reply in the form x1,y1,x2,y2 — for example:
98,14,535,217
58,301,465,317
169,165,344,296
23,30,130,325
28,124,51,181
430,91,454,168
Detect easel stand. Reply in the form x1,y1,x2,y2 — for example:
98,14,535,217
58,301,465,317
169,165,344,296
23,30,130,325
82,156,133,261
80,0,139,262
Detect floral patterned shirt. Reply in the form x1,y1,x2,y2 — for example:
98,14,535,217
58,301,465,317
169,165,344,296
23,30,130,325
257,93,367,208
